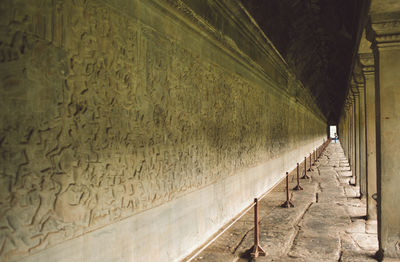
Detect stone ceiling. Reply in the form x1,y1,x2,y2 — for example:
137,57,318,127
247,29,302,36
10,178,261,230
241,0,367,123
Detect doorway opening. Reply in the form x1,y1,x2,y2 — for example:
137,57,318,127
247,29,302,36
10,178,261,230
330,125,337,141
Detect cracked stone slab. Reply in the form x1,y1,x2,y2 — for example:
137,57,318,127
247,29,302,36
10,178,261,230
288,230,341,261
340,232,360,252
345,219,366,233
338,177,350,185
299,204,350,233
346,206,367,218
338,170,353,177
343,186,360,198
234,225,298,258
340,250,377,262
350,233,379,251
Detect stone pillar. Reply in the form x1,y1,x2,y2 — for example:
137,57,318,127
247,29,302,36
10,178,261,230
351,96,356,184
358,83,367,197
347,103,351,161
354,88,361,190
343,110,346,155
343,106,349,158
346,101,352,162
370,19,400,259
350,89,359,189
345,106,349,157
348,97,354,181
360,52,377,220
346,105,350,158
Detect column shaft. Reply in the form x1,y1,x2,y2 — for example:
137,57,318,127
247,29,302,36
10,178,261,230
373,40,400,258
359,86,367,197
354,93,360,189
363,65,377,220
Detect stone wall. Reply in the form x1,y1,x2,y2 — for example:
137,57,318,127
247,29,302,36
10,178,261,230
0,0,326,261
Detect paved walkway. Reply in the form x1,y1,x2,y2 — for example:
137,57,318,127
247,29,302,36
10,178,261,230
187,142,378,262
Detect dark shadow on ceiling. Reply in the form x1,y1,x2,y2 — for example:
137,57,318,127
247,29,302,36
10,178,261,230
241,0,366,123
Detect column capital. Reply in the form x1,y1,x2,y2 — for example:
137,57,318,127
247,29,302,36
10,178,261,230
367,0,400,48
359,53,375,72
354,74,365,91
360,58,375,75
351,88,359,98
350,79,360,98
358,32,375,77
353,71,364,86
361,66,375,76
368,19,400,49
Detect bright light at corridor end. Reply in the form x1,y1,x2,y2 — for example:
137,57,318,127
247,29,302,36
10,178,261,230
330,125,337,139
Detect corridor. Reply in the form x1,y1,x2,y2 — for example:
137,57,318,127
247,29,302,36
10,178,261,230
1,1,400,261
188,142,378,262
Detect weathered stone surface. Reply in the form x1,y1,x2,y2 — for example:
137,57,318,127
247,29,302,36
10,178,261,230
0,0,327,261
346,220,366,234
288,231,341,261
351,233,379,251
340,251,377,262
369,14,400,259
366,220,378,234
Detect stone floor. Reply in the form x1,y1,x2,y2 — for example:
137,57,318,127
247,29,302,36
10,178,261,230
187,143,379,262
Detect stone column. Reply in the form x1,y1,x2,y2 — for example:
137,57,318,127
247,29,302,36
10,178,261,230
370,19,400,259
345,105,349,158
346,105,350,159
342,106,347,158
358,82,367,197
346,101,352,162
346,102,351,159
350,89,359,188
343,106,349,158
360,52,377,220
351,96,356,184
354,88,361,190
348,97,354,181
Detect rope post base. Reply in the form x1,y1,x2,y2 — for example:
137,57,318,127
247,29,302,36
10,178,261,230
301,157,310,179
281,172,294,208
251,198,266,258
293,163,303,191
251,245,266,258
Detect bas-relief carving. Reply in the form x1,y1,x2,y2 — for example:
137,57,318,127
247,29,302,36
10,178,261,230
0,0,326,260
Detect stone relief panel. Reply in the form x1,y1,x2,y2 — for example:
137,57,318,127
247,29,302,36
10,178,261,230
0,0,326,260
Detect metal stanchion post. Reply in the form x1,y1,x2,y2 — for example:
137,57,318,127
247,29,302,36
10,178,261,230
301,156,310,179
281,172,294,208
293,163,303,191
251,198,266,258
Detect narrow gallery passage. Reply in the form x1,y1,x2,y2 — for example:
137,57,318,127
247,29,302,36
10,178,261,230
187,142,378,262
1,1,400,261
